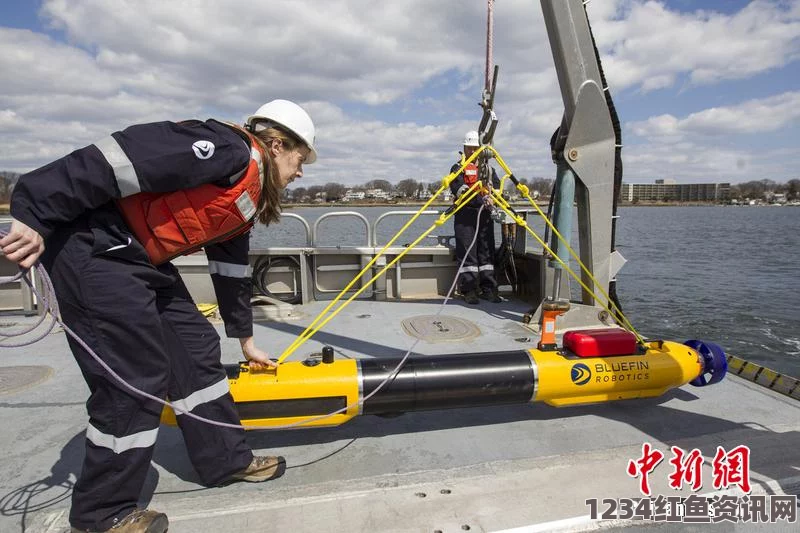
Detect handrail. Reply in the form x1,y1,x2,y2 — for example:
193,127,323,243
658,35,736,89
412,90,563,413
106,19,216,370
371,210,442,246
312,211,371,247
279,213,313,246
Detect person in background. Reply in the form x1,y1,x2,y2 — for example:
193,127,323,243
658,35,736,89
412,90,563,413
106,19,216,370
449,130,502,305
0,99,317,533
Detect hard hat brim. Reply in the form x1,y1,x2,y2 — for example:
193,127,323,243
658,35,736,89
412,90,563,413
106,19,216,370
305,147,317,164
249,117,317,164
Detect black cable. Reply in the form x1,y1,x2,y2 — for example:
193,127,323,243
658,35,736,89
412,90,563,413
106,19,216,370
251,256,302,305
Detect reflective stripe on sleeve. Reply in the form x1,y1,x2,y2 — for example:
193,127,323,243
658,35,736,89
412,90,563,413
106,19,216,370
94,135,141,196
478,264,495,271
227,168,245,185
459,266,480,273
208,260,252,278
251,146,264,177
86,423,158,454
170,379,230,415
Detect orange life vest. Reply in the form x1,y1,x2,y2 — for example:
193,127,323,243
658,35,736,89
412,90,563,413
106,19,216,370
117,125,265,265
463,163,479,187
458,152,485,195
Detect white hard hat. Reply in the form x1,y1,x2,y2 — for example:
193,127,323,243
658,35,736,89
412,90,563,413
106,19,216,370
246,99,317,164
463,130,480,147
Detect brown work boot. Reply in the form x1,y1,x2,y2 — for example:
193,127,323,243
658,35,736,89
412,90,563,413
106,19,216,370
70,509,168,533
228,455,286,483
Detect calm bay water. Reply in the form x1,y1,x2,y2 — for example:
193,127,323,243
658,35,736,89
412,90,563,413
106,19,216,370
252,205,800,378
615,206,800,379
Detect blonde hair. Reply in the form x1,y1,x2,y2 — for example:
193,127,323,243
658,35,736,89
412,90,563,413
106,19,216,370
251,126,301,226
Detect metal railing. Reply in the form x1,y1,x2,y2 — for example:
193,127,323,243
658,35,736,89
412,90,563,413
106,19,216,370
312,211,371,247
371,210,442,247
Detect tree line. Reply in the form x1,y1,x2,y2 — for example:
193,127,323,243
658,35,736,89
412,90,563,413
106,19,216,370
283,177,800,203
2,171,797,205
732,179,799,200
284,177,556,203
2,172,551,205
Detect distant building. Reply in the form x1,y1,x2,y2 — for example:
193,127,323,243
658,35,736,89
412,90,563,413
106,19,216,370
343,189,366,201
769,192,788,204
365,188,390,200
621,181,730,202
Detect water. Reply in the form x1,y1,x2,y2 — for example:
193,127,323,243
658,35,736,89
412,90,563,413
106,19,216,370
255,205,800,378
615,206,800,379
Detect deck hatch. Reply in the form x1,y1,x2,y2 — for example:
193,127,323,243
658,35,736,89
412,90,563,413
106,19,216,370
401,315,481,343
0,365,54,395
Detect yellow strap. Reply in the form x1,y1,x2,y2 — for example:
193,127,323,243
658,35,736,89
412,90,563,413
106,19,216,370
196,303,219,318
277,152,488,363
483,145,642,342
277,185,483,363
278,143,642,361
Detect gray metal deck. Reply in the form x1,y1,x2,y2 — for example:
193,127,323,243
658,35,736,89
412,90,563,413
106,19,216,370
2,298,799,533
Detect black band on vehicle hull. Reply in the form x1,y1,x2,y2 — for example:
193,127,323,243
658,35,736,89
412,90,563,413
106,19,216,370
236,396,348,420
360,351,535,415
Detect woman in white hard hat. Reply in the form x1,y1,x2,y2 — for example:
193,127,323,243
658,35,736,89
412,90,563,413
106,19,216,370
0,99,316,533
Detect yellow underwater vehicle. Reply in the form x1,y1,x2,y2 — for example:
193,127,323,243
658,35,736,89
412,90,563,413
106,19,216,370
161,333,727,429
156,0,729,431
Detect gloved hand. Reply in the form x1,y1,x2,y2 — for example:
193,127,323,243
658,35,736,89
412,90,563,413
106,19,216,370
456,184,469,199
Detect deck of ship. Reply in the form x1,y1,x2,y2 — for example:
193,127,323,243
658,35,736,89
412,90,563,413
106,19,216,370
2,297,799,532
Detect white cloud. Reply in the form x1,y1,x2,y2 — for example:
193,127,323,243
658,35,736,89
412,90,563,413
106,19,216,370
624,91,800,182
590,0,800,93
0,28,117,97
629,91,800,138
37,0,481,108
623,141,800,183
0,0,797,186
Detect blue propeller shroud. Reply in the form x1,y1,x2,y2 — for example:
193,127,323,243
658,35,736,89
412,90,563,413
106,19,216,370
685,340,728,387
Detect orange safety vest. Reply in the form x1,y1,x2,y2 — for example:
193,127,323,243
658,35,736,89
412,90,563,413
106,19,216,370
458,152,484,195
463,163,479,187
117,125,265,265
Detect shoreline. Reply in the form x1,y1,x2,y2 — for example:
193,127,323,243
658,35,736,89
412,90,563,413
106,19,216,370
281,201,744,209
1,201,791,217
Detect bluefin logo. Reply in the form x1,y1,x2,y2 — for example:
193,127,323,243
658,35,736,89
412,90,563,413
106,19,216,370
192,140,215,160
571,363,591,386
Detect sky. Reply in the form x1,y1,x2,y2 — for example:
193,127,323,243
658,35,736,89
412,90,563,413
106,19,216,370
0,0,798,188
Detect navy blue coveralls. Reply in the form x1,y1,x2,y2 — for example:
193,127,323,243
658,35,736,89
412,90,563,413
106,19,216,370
11,120,258,531
448,160,499,297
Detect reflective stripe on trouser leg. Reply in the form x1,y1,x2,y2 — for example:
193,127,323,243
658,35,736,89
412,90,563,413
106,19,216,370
476,210,498,292
42,221,203,531
454,209,479,293
76,423,161,530
455,208,498,293
40,225,173,531
158,268,252,486
86,424,159,453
